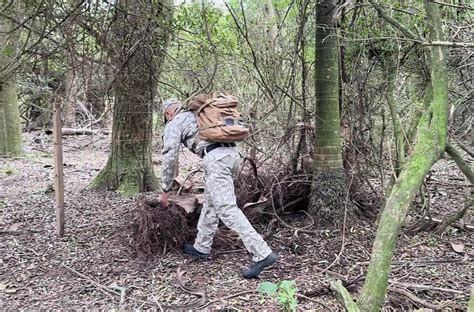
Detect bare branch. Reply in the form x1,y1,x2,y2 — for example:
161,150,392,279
368,0,421,41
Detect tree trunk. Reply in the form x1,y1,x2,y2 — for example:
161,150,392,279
308,0,346,226
385,60,405,177
64,68,80,128
357,2,448,310
0,10,23,157
62,0,83,128
90,0,172,195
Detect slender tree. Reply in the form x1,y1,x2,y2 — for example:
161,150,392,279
62,0,83,128
0,5,23,157
308,0,347,225
91,0,172,195
330,1,449,310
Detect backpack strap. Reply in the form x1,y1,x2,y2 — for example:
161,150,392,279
196,99,215,115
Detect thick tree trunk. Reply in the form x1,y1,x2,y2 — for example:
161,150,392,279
90,0,172,195
357,2,448,310
0,79,23,157
0,12,22,157
308,0,346,225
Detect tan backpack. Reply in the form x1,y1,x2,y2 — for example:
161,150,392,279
188,92,249,143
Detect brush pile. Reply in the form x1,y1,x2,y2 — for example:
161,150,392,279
130,196,196,257
129,164,314,257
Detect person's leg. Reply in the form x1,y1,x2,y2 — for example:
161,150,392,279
193,189,219,254
206,148,273,262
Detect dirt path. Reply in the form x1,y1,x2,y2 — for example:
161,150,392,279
1,132,472,310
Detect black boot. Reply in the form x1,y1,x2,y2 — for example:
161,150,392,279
242,252,278,279
183,243,211,259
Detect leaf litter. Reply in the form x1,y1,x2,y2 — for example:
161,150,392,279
0,131,472,310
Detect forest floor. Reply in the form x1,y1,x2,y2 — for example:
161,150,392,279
0,131,472,311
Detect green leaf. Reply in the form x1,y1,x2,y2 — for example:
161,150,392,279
2,44,14,58
257,282,278,297
278,280,296,293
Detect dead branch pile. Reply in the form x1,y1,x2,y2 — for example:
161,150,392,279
128,158,322,258
235,170,312,219
130,196,195,257
130,196,244,258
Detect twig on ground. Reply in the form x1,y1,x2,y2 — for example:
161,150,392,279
436,190,473,235
388,286,444,310
61,263,116,299
62,264,205,310
356,257,471,266
151,294,164,312
199,290,257,309
389,281,463,295
296,293,331,309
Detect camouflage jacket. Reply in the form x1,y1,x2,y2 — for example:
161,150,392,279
161,111,211,192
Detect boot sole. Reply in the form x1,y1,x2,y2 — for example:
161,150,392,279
242,252,278,279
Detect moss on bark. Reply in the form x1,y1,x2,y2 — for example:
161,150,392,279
0,80,23,157
0,13,23,157
357,2,448,311
89,0,172,195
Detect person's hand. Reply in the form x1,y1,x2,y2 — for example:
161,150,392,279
160,191,171,207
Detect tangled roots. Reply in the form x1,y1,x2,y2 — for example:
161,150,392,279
130,196,195,257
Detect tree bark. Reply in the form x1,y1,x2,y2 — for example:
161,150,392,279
90,0,172,195
64,68,80,128
308,0,347,226
62,0,83,128
357,2,448,310
385,60,405,177
0,8,23,157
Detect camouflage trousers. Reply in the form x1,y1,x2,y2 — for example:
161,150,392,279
194,147,272,262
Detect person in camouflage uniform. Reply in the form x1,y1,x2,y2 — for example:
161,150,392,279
159,98,277,279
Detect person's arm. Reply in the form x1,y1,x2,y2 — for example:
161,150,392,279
160,119,182,205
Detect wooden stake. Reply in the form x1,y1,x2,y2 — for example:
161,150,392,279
53,101,65,236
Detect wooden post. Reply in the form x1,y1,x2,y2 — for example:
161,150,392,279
53,101,65,236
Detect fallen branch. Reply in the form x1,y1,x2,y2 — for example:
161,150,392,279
62,263,206,310
325,277,452,311
199,290,256,309
389,286,444,310
457,141,474,158
406,215,474,234
296,293,331,309
446,143,474,184
61,263,116,299
357,257,471,266
61,128,100,135
436,190,472,234
329,280,360,312
305,266,464,298
389,281,463,295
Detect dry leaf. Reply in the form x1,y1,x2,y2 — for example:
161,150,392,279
451,242,465,253
169,194,197,214
7,223,20,232
195,194,204,205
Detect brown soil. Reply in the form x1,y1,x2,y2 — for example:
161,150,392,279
0,131,472,310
